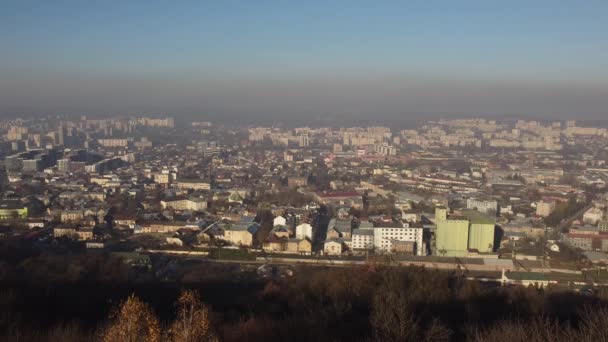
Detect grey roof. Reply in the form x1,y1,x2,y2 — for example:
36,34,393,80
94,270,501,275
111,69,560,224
584,251,608,262
358,222,374,229
352,229,374,236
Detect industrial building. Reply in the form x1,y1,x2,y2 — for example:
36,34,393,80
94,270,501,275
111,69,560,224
435,207,496,257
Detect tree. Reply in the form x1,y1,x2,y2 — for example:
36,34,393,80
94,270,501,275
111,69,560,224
169,290,217,342
101,294,161,342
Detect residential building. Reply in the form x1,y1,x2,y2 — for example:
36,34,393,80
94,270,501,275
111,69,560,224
352,228,374,250
223,222,259,247
373,224,424,255
273,215,287,227
60,210,84,223
54,227,77,238
0,201,28,220
175,179,211,191
288,176,308,188
295,223,313,240
285,238,312,254
76,227,94,241
583,207,604,225
324,239,343,255
161,197,208,211
599,220,608,232
536,200,556,218
466,198,498,215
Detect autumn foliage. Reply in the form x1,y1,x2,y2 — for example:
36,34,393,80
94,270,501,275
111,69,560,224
101,294,161,342
169,290,217,342
96,290,217,342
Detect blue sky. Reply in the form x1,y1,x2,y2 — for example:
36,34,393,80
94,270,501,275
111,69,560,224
1,1,607,119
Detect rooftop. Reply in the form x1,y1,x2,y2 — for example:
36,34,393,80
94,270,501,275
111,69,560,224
462,209,496,225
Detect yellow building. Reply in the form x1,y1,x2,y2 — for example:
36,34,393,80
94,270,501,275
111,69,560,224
0,202,28,220
54,227,77,238
75,228,94,241
60,210,84,223
263,239,285,252
324,239,343,255
211,222,260,247
286,238,312,254
224,228,254,247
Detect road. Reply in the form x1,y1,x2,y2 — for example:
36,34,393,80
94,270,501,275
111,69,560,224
556,203,593,233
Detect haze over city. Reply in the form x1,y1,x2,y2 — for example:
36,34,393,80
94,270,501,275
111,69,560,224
4,2,608,342
2,1,608,120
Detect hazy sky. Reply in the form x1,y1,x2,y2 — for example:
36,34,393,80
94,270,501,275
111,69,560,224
1,1,607,121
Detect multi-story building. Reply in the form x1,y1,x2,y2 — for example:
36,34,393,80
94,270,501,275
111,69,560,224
75,227,94,241
54,227,77,239
583,207,604,225
223,222,259,247
0,201,28,220
466,198,498,215
175,179,211,191
60,210,84,223
324,239,343,255
160,197,208,211
298,134,309,147
372,224,424,256
285,238,312,254
22,159,42,172
562,234,594,251
140,222,185,234
295,223,313,240
536,200,556,218
288,176,308,188
153,172,171,185
97,138,130,148
351,228,374,250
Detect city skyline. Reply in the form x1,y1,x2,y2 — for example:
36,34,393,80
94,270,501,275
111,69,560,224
2,1,608,119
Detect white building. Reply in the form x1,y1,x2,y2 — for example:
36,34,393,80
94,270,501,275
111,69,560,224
175,179,211,191
153,171,171,185
583,207,604,225
295,223,313,240
324,239,343,255
373,224,424,256
161,198,208,211
466,198,498,215
273,215,287,227
352,229,374,250
536,200,556,218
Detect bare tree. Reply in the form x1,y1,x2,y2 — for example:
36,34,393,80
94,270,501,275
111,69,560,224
169,290,217,342
101,294,161,342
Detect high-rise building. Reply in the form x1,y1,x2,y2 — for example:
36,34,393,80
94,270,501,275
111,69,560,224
57,123,66,146
298,134,309,147
0,163,8,189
